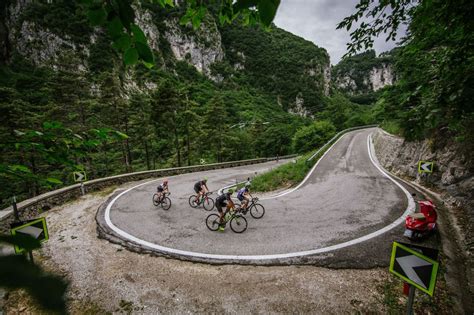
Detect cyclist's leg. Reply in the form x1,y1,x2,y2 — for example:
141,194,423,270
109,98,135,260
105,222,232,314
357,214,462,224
243,196,250,210
216,203,226,229
194,187,201,202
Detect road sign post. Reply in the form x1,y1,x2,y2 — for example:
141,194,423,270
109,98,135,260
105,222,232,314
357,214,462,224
389,242,439,313
12,196,20,221
406,284,415,315
73,171,87,195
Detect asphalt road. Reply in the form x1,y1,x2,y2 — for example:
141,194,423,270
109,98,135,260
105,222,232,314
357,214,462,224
98,128,422,266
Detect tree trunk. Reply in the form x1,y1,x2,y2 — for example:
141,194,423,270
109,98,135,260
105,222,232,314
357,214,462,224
30,153,39,197
185,94,191,166
174,122,181,167
125,122,132,172
144,139,150,170
102,143,109,176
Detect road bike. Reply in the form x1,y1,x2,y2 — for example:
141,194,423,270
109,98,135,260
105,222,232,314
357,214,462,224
188,192,214,211
205,209,247,233
238,196,265,219
152,192,171,210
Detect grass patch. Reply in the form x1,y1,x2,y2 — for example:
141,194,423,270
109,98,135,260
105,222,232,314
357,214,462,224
251,152,313,192
381,120,402,136
92,185,118,197
378,272,453,314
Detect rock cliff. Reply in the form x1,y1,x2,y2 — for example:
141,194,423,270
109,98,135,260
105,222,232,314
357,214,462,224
1,1,331,116
332,50,395,102
373,129,473,296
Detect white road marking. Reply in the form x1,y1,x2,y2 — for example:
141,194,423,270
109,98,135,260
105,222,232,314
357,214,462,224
104,129,415,261
259,131,349,200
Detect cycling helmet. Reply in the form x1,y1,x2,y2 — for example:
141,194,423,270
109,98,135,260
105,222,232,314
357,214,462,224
228,188,234,194
203,177,208,182
163,179,168,184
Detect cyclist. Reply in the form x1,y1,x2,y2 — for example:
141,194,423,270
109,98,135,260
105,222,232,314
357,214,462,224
156,179,169,202
237,182,251,213
193,177,209,203
215,189,235,231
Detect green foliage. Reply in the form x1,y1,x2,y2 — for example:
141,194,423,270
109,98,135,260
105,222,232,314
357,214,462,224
292,120,336,153
358,0,473,152
337,0,416,57
221,24,329,113
251,154,312,192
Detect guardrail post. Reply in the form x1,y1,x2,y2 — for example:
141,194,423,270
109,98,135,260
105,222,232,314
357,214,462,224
12,196,20,222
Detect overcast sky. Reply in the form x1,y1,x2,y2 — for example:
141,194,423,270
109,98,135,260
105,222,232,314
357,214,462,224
273,0,405,65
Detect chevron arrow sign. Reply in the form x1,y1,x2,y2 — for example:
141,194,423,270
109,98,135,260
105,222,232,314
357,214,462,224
418,161,434,174
389,242,439,296
10,217,49,254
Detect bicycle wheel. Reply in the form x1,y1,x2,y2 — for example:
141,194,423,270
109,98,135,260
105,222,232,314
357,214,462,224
152,194,160,206
202,197,215,211
205,214,221,231
161,197,171,210
250,203,265,219
230,215,247,233
189,195,199,208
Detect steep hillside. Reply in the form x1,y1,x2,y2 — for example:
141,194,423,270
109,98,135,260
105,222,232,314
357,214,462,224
332,50,395,104
0,1,335,206
220,25,330,116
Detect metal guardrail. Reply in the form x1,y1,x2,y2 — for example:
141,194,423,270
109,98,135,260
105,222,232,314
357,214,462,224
0,154,297,222
307,125,378,162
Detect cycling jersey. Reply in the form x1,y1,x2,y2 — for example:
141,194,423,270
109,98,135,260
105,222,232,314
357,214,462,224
216,192,231,206
157,183,167,192
194,181,205,193
237,187,248,201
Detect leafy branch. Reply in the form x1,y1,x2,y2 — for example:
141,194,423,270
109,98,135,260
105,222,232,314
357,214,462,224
337,0,419,57
80,0,281,67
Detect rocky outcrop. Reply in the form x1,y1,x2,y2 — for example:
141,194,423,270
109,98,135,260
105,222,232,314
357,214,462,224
374,130,473,254
369,63,394,91
305,62,331,96
289,94,312,118
134,8,160,51
334,62,394,95
373,128,473,312
323,63,331,96
332,50,396,96
164,18,224,78
13,21,88,68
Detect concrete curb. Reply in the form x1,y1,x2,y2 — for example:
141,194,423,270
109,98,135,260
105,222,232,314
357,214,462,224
96,130,418,266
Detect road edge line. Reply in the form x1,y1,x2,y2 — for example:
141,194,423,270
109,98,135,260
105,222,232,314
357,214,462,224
101,130,415,262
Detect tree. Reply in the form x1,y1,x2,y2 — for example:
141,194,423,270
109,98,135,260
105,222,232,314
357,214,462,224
81,0,281,67
292,120,336,154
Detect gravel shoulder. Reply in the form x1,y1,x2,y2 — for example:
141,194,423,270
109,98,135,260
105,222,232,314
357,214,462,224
3,185,391,314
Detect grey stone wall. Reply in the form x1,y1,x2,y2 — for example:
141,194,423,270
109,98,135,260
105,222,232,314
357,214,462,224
373,129,473,264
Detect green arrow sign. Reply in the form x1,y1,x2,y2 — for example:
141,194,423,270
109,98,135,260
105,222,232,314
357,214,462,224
418,161,434,174
10,217,49,254
73,170,87,182
389,242,439,296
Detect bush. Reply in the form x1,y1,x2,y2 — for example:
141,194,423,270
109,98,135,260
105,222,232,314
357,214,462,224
292,120,336,153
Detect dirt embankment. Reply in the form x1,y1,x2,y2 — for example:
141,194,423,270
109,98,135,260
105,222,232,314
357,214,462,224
2,184,393,314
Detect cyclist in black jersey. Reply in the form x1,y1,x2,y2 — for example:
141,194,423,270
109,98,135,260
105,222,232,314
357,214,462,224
193,178,209,202
156,179,169,202
215,189,235,231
